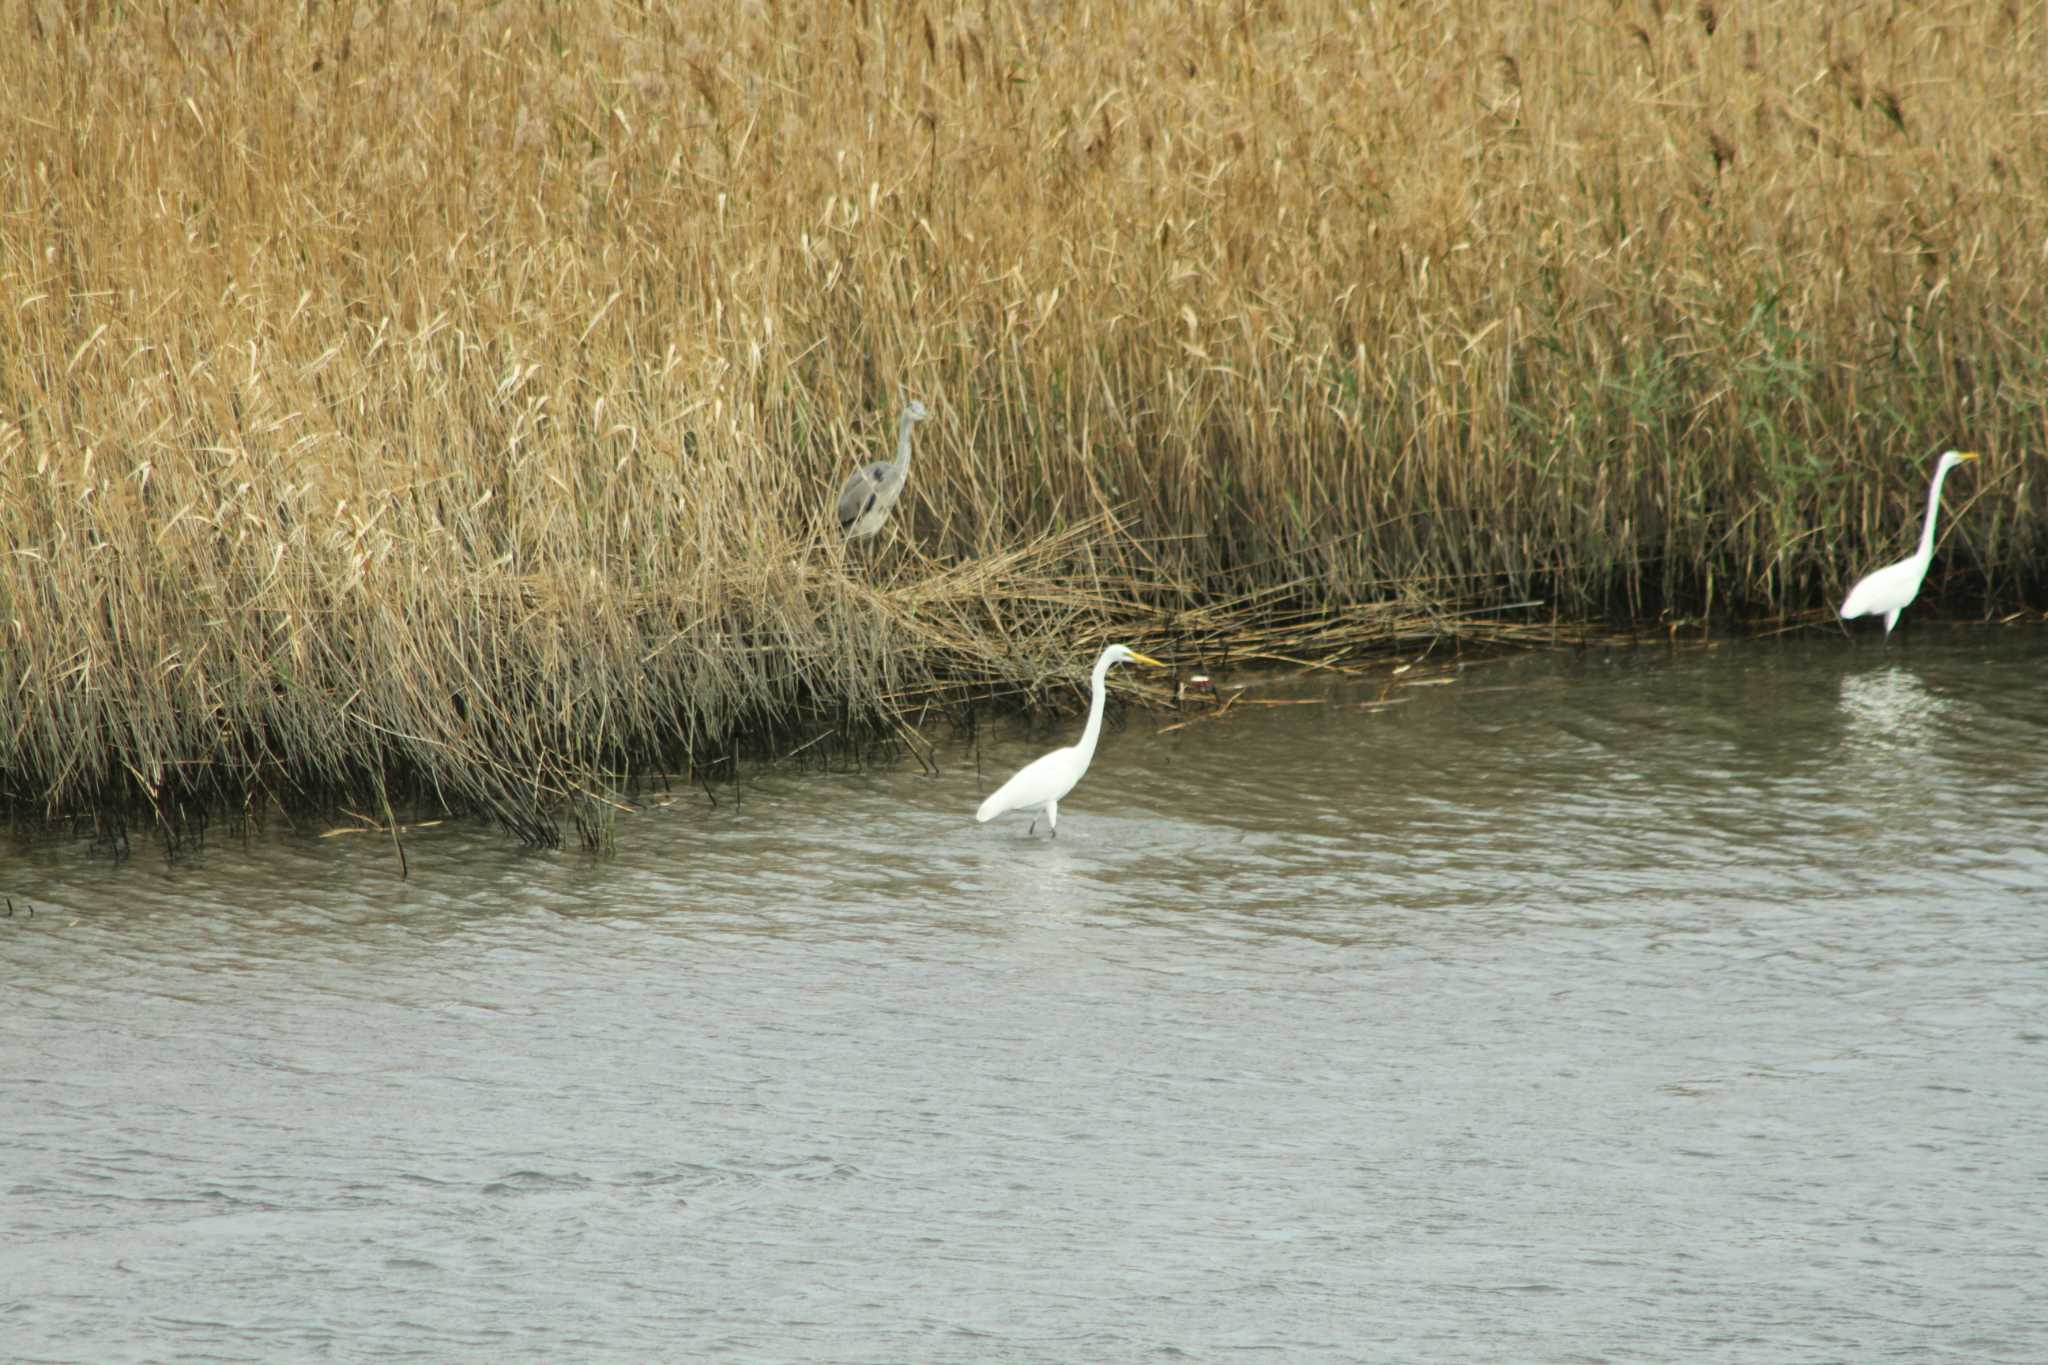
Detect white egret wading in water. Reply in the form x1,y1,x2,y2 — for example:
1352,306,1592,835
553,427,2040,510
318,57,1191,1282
836,399,931,539
976,644,1166,837
1839,450,1979,638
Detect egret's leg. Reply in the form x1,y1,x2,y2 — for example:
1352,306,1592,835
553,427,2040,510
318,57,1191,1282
1883,608,1900,639
1046,800,1058,838
1027,809,1038,836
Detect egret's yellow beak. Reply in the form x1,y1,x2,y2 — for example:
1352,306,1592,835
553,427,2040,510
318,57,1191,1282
1957,451,1981,463
1129,651,1166,668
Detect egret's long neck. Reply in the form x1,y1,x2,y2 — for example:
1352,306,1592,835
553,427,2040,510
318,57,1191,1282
1072,653,1115,765
1914,460,1954,564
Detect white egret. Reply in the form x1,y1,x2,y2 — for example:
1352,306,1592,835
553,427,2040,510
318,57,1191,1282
1839,450,1979,637
975,644,1166,836
836,398,932,539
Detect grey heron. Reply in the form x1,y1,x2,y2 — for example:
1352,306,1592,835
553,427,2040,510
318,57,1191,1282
836,398,932,540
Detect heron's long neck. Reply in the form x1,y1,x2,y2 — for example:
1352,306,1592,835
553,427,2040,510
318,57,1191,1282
1073,655,1114,764
1914,460,1954,564
891,412,917,478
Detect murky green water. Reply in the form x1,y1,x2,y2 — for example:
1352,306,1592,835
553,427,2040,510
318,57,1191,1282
5,634,2046,1362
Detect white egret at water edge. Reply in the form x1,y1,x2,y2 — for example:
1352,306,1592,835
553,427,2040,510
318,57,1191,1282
975,644,1167,837
836,398,932,539
1839,450,1979,638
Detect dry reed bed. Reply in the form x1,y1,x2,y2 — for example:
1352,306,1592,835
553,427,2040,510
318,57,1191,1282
2,1,2044,842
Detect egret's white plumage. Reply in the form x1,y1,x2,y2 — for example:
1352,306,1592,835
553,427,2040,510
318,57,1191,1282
975,644,1166,836
1839,450,1979,637
836,399,931,539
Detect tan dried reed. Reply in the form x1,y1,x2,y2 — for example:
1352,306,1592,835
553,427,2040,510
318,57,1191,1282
2,1,2042,842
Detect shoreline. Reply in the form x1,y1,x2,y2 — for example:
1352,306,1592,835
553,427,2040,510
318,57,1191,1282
6,599,2036,855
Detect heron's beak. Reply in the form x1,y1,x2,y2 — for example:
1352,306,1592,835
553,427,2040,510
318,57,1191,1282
1957,451,1981,463
1128,651,1166,668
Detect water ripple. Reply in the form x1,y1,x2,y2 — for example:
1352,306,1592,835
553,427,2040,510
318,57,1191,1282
4,635,2047,1362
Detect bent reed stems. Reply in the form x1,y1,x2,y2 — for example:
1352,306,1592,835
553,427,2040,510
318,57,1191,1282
3,1,2044,844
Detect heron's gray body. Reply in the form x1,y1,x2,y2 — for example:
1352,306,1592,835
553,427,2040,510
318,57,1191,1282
836,400,930,539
